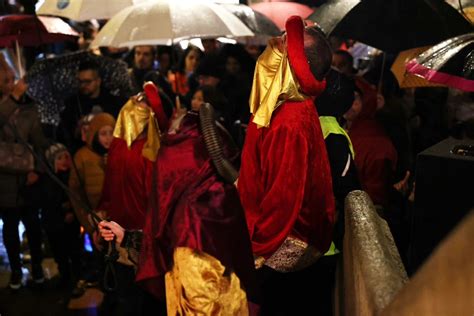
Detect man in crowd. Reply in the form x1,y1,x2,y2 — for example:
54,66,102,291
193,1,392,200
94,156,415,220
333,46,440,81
129,45,174,117
59,60,126,153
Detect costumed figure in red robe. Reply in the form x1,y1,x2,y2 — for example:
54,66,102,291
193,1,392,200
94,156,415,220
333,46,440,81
100,103,258,315
97,82,169,315
237,16,335,315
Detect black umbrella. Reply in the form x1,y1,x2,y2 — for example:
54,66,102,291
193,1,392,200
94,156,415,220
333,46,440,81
406,32,474,91
25,51,132,125
222,3,281,38
309,0,473,52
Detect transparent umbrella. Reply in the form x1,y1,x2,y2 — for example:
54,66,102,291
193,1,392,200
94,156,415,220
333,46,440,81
36,0,148,21
249,1,314,31
90,0,254,48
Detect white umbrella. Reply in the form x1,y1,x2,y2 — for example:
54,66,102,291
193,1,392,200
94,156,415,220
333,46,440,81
36,0,147,21
90,0,254,48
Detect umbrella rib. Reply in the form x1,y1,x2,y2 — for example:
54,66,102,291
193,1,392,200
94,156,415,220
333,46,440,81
168,3,175,45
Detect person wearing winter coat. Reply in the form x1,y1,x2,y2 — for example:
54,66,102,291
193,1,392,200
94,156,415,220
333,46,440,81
69,112,116,234
0,58,49,289
41,143,83,292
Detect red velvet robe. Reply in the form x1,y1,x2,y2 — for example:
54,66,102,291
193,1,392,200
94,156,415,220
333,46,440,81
238,99,336,258
136,113,258,301
99,84,168,230
98,137,153,230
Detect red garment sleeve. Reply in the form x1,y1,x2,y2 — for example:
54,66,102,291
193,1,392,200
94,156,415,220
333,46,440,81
252,126,309,258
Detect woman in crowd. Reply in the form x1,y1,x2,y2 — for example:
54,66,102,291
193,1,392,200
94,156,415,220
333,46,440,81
167,45,202,103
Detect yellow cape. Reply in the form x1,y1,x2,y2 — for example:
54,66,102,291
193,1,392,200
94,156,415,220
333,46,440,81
113,99,161,161
249,38,308,128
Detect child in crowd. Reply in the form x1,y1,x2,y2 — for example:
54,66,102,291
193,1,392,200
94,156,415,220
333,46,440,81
190,85,225,113
69,112,116,235
41,143,83,294
68,112,116,294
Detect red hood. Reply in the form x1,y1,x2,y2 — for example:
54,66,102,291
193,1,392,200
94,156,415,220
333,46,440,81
355,78,378,120
286,16,326,97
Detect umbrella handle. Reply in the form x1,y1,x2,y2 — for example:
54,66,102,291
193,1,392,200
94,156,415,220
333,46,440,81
176,95,182,111
15,40,24,79
377,52,386,93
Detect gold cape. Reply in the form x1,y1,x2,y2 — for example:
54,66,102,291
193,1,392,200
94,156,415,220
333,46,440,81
113,99,161,161
249,38,308,128
165,247,248,315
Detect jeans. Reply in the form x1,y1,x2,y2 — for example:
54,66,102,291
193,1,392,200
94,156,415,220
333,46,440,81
0,207,43,272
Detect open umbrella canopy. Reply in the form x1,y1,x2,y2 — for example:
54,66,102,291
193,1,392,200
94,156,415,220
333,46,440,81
250,2,314,31
406,33,474,91
0,14,78,47
446,0,474,10
90,0,253,48
308,0,473,52
25,51,132,124
391,46,445,88
36,0,147,21
222,3,281,38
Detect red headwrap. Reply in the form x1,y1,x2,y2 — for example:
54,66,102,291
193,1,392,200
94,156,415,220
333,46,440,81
143,81,169,132
285,16,327,97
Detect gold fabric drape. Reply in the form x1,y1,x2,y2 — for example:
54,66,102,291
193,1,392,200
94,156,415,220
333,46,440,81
113,99,161,161
165,247,248,316
249,38,308,128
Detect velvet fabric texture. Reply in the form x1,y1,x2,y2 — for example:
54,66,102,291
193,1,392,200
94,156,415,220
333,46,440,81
249,38,307,128
285,16,326,96
100,82,168,229
98,137,153,230
238,98,335,259
349,79,397,207
113,99,161,162
135,113,257,304
143,81,169,133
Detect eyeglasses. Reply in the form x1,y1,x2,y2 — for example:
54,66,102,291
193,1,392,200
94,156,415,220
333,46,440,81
78,78,98,85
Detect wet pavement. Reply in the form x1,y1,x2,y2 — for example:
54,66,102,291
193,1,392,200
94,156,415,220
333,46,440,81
0,220,102,316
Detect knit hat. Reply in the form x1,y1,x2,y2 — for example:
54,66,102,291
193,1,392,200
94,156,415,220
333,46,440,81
45,143,68,171
86,113,116,146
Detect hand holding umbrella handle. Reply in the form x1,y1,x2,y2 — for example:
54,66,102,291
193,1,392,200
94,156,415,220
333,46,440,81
11,78,28,102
